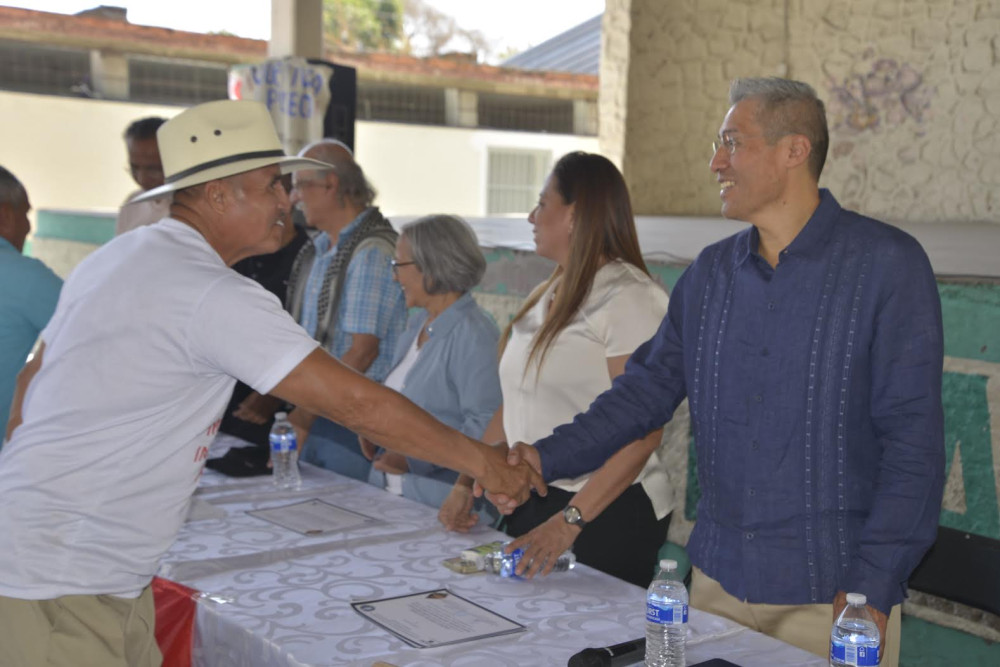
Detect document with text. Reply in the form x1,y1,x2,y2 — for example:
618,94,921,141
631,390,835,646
352,589,525,648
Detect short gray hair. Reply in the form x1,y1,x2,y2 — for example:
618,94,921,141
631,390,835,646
729,77,829,179
298,139,375,208
403,214,486,295
0,166,26,207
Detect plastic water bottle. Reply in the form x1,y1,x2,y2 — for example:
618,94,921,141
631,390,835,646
483,543,576,578
830,592,880,666
269,411,300,490
645,558,688,667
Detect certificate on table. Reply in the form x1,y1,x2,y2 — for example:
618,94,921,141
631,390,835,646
246,498,380,535
351,589,525,648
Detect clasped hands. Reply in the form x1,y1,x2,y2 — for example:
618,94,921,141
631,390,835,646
475,442,543,514
440,443,572,579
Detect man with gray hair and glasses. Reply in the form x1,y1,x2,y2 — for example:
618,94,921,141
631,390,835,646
503,77,943,665
0,166,61,439
282,139,407,479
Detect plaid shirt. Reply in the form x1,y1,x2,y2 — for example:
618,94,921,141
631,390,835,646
300,213,406,381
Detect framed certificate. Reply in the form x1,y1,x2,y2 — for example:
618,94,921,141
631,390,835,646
351,589,525,648
246,498,379,535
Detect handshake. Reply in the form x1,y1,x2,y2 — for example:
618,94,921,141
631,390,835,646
439,442,544,532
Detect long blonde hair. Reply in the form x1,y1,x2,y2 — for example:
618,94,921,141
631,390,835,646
500,152,649,372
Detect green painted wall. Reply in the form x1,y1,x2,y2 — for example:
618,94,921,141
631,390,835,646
34,210,115,245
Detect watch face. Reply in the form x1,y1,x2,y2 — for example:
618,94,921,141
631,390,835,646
564,506,582,523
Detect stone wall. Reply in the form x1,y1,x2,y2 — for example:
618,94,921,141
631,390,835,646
602,0,1000,224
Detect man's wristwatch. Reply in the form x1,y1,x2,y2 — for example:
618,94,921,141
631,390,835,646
563,505,588,529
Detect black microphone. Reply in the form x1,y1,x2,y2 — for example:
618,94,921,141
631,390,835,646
567,637,646,667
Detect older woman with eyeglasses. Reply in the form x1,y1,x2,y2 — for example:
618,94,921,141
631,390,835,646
360,214,502,510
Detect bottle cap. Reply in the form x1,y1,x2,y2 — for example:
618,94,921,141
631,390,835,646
846,592,867,606
659,559,677,571
275,411,288,420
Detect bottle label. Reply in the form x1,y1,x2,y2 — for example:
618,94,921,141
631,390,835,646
646,601,688,625
831,640,879,666
501,548,524,578
269,432,297,453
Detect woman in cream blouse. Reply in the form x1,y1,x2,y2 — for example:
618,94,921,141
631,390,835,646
439,152,672,587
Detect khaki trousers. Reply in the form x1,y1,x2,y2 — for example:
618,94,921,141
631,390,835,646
690,566,901,666
0,585,162,667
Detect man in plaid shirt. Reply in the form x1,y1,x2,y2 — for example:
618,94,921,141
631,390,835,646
284,139,407,478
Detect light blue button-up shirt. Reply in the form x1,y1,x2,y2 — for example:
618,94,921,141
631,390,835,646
0,238,62,435
391,293,502,482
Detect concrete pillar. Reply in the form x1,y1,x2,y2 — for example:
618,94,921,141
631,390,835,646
269,0,323,59
89,50,129,100
599,0,787,216
573,99,598,136
445,88,478,127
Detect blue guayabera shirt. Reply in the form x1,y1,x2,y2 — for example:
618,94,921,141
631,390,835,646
534,190,945,614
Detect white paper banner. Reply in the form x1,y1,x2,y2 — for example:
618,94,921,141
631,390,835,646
229,57,333,156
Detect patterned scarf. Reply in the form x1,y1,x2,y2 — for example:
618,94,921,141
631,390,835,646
287,207,397,349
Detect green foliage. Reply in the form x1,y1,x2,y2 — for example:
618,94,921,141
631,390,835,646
323,0,404,52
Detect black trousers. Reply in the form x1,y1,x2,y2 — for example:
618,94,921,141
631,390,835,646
502,483,670,588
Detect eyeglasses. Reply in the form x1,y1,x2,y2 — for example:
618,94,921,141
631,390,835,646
711,135,740,157
712,132,772,158
390,260,417,273
291,179,326,191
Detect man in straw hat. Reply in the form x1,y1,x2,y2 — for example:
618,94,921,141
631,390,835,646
0,100,545,667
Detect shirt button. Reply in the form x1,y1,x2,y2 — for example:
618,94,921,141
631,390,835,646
751,439,759,450
746,532,755,541
748,488,756,497
753,394,762,403
767,302,776,311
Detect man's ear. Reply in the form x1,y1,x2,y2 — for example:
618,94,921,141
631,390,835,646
325,171,340,196
0,203,12,238
785,134,813,170
204,180,228,213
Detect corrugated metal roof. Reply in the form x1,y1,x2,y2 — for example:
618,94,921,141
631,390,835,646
502,14,602,75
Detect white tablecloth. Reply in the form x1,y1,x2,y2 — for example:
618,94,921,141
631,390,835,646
159,455,826,667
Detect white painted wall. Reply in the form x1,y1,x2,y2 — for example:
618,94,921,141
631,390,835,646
0,91,598,226
354,122,598,217
0,92,180,218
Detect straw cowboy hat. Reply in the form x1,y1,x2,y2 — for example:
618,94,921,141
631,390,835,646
132,100,331,203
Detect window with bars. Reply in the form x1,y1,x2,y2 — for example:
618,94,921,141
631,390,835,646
128,57,228,105
356,81,446,125
486,148,551,215
0,39,91,97
478,93,574,134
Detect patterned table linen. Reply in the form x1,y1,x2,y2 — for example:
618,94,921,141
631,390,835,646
160,461,827,667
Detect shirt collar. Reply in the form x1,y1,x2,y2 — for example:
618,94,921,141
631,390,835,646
0,237,15,253
734,188,841,265
311,207,376,254
782,189,841,259
338,207,375,244
423,292,476,340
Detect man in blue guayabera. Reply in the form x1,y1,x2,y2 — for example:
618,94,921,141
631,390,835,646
503,77,944,667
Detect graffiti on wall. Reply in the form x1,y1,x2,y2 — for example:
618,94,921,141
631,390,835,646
825,52,935,136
